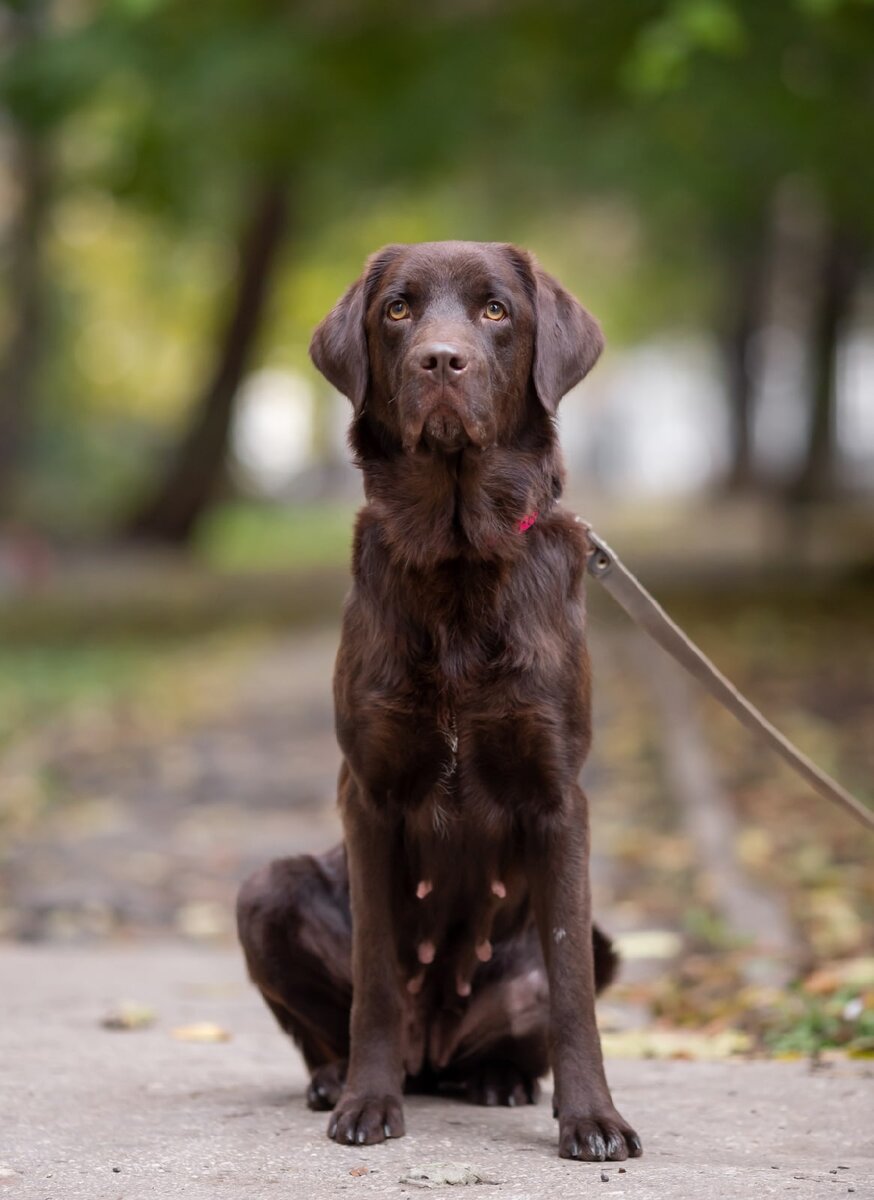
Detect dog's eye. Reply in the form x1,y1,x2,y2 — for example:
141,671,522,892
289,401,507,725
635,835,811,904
484,300,507,321
387,300,411,321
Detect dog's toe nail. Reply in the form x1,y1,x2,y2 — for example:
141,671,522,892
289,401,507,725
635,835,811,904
490,880,506,899
587,1133,607,1160
416,879,433,899
475,938,492,962
417,940,436,964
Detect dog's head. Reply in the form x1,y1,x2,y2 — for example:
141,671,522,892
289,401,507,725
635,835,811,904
309,241,603,454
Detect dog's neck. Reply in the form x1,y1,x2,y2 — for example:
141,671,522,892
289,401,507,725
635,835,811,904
350,409,565,572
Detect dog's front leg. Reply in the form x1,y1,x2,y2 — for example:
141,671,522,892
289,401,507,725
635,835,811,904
529,785,642,1162
327,787,405,1146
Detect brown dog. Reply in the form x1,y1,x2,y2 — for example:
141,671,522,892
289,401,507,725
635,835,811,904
237,241,642,1162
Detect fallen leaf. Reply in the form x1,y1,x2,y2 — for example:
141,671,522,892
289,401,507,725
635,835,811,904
174,901,228,940
171,1022,230,1043
101,1002,156,1031
615,930,683,961
601,1028,751,1060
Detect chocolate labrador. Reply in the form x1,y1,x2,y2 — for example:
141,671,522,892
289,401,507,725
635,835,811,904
237,241,642,1162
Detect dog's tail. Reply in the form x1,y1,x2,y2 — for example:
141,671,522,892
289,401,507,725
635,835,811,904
593,923,620,993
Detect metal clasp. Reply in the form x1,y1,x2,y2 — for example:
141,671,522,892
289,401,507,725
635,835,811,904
583,526,615,579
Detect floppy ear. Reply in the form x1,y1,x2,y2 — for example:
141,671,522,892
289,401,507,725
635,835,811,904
309,245,402,415
530,259,604,414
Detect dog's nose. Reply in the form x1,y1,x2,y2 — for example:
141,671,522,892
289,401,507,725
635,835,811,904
418,344,468,376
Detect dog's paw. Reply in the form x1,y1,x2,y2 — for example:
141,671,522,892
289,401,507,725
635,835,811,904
306,1060,347,1111
557,1110,642,1162
463,1060,540,1107
327,1092,405,1146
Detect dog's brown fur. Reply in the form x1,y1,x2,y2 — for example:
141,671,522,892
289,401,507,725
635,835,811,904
237,241,641,1161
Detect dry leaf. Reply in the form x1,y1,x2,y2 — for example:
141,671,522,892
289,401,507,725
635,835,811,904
171,1022,230,1043
101,1002,156,1031
615,929,683,961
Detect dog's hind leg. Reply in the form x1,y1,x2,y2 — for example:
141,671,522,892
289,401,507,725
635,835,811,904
431,923,550,1105
236,846,353,1110
434,921,618,1106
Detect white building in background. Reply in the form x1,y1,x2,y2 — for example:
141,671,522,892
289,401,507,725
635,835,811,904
232,369,314,497
560,339,729,498
231,339,874,502
842,334,874,490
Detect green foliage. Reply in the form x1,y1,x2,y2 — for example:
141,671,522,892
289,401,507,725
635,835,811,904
624,0,745,95
0,636,180,745
196,501,355,571
3,0,874,530
766,986,874,1058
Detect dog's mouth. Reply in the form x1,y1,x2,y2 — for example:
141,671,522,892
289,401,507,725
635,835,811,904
401,395,489,455
422,405,469,452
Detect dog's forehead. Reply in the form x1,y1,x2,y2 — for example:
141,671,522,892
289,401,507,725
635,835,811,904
375,242,526,303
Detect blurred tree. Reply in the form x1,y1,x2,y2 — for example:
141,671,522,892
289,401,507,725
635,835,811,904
2,0,873,538
0,0,52,512
718,224,770,493
45,0,523,541
612,0,874,496
790,223,864,502
126,181,289,543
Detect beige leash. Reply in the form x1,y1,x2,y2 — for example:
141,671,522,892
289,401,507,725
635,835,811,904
583,525,874,834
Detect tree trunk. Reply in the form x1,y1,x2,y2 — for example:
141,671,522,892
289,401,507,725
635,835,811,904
0,7,51,517
125,181,289,544
719,224,768,493
788,224,861,504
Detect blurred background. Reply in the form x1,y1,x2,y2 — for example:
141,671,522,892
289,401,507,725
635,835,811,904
1,0,872,1058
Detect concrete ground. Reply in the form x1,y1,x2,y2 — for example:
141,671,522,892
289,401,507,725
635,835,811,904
2,944,871,1200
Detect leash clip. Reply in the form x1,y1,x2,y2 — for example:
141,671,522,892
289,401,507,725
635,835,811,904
581,522,615,579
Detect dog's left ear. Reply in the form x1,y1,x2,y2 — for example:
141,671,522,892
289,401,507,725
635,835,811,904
309,245,403,415
507,248,604,414
532,263,604,414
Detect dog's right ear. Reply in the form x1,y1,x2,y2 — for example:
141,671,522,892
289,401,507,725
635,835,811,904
309,245,403,415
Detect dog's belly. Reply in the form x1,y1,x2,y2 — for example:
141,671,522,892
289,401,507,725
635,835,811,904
392,797,541,1076
393,842,543,1076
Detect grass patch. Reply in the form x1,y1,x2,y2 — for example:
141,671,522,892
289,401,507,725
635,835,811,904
765,985,874,1059
0,640,166,745
0,630,259,748
196,501,356,572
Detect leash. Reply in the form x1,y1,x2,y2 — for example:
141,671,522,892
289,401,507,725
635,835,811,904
579,524,874,834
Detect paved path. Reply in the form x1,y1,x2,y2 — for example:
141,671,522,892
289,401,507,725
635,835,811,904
2,945,871,1200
